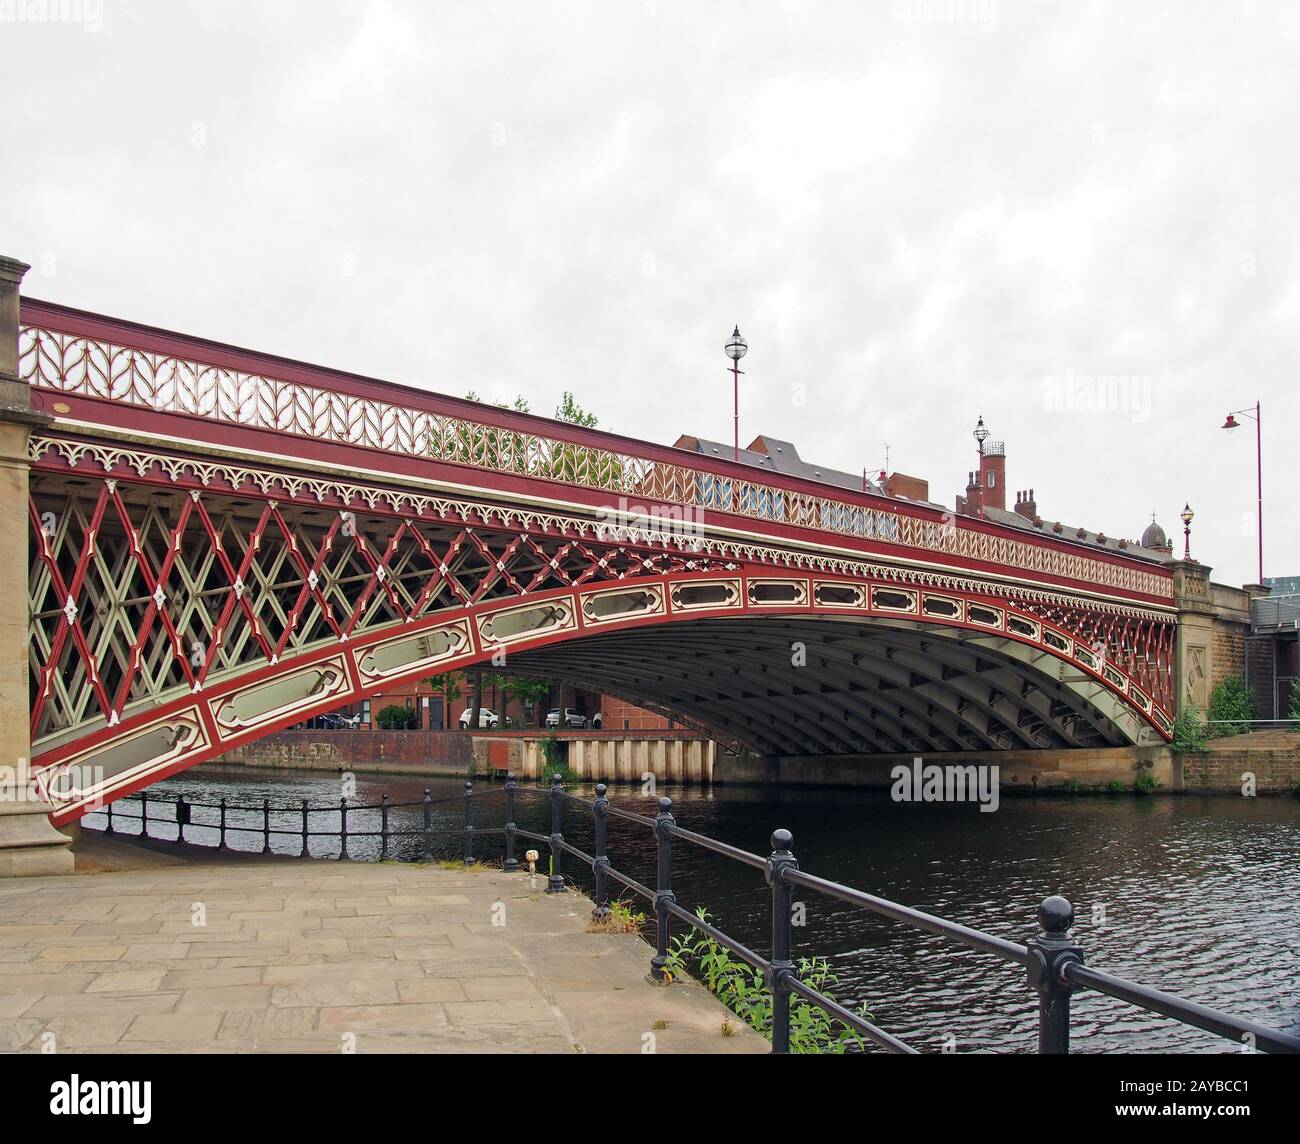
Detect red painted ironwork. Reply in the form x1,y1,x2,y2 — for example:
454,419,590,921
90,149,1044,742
15,298,1186,822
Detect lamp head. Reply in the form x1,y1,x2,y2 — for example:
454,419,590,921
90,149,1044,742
1180,503,1194,527
1222,413,1240,430
724,325,748,362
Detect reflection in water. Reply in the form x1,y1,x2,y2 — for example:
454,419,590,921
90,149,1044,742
86,768,1300,1054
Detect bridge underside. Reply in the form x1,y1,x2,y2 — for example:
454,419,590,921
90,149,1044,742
505,616,1138,756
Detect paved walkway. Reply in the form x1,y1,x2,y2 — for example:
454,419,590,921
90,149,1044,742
0,834,766,1054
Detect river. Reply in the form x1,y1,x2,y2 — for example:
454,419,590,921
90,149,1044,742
84,767,1300,1054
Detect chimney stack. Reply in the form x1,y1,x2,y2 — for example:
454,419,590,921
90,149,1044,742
1014,487,1037,521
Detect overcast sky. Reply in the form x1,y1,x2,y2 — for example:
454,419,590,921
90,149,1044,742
3,0,1296,588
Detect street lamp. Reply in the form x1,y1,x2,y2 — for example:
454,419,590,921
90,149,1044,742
1180,503,1194,561
971,415,989,518
724,325,747,462
1221,401,1263,585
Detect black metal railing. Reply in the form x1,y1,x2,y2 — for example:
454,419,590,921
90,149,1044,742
90,783,510,863
84,775,1300,1056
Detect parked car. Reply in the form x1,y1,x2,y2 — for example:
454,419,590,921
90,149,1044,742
459,708,500,729
590,711,602,729
545,708,588,729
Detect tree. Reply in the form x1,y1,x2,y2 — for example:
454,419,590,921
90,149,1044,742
1288,678,1300,724
1206,676,1257,738
423,671,464,729
481,672,552,727
469,667,485,729
555,391,598,428
509,676,553,726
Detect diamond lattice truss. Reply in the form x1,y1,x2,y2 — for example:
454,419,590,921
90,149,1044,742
16,299,1180,823
28,439,1176,823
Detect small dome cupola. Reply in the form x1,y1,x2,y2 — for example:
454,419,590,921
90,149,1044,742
1141,515,1167,550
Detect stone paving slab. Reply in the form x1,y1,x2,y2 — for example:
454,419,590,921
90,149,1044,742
0,834,766,1055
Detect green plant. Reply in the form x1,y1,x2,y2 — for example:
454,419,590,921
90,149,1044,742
1106,780,1125,794
1134,773,1158,794
664,907,871,1054
1206,676,1256,737
375,704,416,730
587,898,646,935
1288,679,1300,724
1062,778,1082,794
540,733,580,786
1171,709,1208,753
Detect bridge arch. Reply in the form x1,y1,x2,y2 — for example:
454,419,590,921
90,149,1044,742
32,569,1174,823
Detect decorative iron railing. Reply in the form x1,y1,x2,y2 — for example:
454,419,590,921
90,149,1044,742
85,777,1300,1055
18,311,1174,604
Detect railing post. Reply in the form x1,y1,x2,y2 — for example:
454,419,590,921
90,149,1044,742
379,793,390,860
174,796,186,845
503,774,518,872
140,791,148,837
546,772,565,893
261,798,271,854
338,798,349,860
104,799,114,835
463,781,476,866
1026,895,1083,1054
218,797,227,849
421,788,433,861
650,795,675,982
300,798,309,858
766,828,799,1055
591,783,611,921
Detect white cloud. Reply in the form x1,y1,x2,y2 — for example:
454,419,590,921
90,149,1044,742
2,0,1297,587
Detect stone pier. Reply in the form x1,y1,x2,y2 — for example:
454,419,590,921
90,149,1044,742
0,256,71,877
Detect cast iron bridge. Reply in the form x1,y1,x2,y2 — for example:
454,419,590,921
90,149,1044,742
19,297,1178,824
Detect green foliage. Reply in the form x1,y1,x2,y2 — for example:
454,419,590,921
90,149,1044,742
1172,709,1208,753
509,676,553,709
665,907,871,1054
375,704,416,730
587,898,646,935
1288,679,1300,724
1206,676,1256,737
1062,779,1082,794
424,671,463,705
555,391,598,428
1134,773,1159,794
1106,780,1126,794
540,733,579,786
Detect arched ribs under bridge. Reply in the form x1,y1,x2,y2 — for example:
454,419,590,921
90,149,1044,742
28,441,1176,823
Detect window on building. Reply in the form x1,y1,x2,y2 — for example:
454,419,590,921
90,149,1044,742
987,472,996,488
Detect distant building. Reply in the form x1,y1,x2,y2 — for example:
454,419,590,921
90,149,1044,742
676,422,1173,563
1264,575,1300,598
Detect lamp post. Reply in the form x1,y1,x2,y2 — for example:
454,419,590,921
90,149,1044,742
724,326,747,462
1180,503,1194,561
1221,401,1263,585
972,415,989,518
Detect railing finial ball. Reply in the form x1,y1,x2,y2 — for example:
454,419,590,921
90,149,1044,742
595,783,607,797
465,780,472,790
1038,895,1073,934
657,795,673,815
771,828,793,854
551,772,563,785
